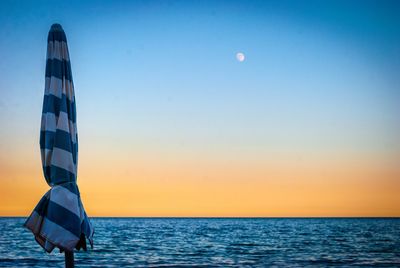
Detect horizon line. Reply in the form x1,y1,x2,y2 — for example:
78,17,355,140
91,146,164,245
1,216,399,219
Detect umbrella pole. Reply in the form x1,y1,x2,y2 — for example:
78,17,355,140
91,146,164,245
65,250,74,268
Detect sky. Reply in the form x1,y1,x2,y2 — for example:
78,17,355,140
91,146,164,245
0,0,399,217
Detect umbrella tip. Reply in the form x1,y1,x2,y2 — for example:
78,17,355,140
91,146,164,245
50,23,63,31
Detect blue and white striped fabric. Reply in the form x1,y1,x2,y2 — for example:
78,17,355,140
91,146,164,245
24,24,94,253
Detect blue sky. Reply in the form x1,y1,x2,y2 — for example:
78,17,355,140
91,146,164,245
1,0,400,216
1,0,399,154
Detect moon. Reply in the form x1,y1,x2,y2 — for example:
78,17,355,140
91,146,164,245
236,52,245,62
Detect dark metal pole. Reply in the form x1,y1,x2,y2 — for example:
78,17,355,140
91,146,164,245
65,250,74,268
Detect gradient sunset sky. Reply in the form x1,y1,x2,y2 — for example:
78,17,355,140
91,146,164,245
0,0,399,217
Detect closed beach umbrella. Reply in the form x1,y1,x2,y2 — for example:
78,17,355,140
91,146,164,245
24,23,94,264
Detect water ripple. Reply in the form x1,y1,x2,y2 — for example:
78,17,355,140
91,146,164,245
0,218,399,267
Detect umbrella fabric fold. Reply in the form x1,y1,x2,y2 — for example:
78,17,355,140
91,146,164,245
24,23,94,253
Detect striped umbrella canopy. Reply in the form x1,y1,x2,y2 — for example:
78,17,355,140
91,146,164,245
24,24,94,253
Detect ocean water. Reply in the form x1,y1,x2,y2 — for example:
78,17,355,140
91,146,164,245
0,218,399,267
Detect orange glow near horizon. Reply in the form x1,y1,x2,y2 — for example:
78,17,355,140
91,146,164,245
1,144,399,217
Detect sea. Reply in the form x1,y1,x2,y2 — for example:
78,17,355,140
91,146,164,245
0,217,399,267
